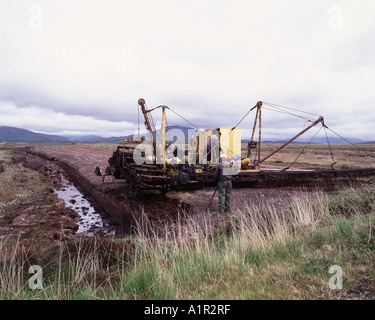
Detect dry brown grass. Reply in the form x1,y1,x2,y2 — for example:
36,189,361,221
1,185,375,299
0,149,46,216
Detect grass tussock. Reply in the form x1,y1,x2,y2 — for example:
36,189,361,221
1,186,375,300
0,149,46,216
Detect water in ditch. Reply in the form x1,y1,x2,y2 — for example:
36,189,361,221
54,175,117,237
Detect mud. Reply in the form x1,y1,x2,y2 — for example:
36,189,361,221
4,144,342,247
1,151,80,248
15,146,192,234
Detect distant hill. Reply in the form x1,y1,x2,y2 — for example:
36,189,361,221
0,126,72,142
64,134,132,143
294,136,364,144
1,125,371,144
242,136,366,145
69,126,196,143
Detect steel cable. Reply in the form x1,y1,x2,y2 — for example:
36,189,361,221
288,125,323,169
325,126,375,161
261,106,313,122
324,126,335,163
262,101,321,117
166,107,200,130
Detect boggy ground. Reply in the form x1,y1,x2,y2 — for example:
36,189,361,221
1,142,375,300
1,143,360,251
0,147,81,251
24,145,192,230
26,144,323,213
0,145,195,246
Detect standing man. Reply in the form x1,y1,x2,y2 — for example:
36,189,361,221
214,154,232,213
206,131,221,164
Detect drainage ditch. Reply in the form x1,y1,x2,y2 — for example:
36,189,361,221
54,174,118,237
17,147,192,237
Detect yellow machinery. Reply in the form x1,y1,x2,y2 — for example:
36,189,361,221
197,128,241,161
105,98,375,193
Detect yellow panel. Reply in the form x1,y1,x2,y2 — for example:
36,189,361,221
217,128,241,158
196,128,241,162
232,128,241,157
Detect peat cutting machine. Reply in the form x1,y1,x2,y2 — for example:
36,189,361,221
103,99,375,194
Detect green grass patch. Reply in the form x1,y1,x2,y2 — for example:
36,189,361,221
2,185,375,299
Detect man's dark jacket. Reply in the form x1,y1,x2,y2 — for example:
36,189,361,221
214,162,233,182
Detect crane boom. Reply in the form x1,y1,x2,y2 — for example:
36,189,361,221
258,116,324,165
138,98,157,159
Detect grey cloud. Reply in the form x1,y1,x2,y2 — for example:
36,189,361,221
0,0,375,141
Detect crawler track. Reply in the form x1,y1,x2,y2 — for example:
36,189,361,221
194,168,375,188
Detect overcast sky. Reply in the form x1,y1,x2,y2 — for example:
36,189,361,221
0,0,374,140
